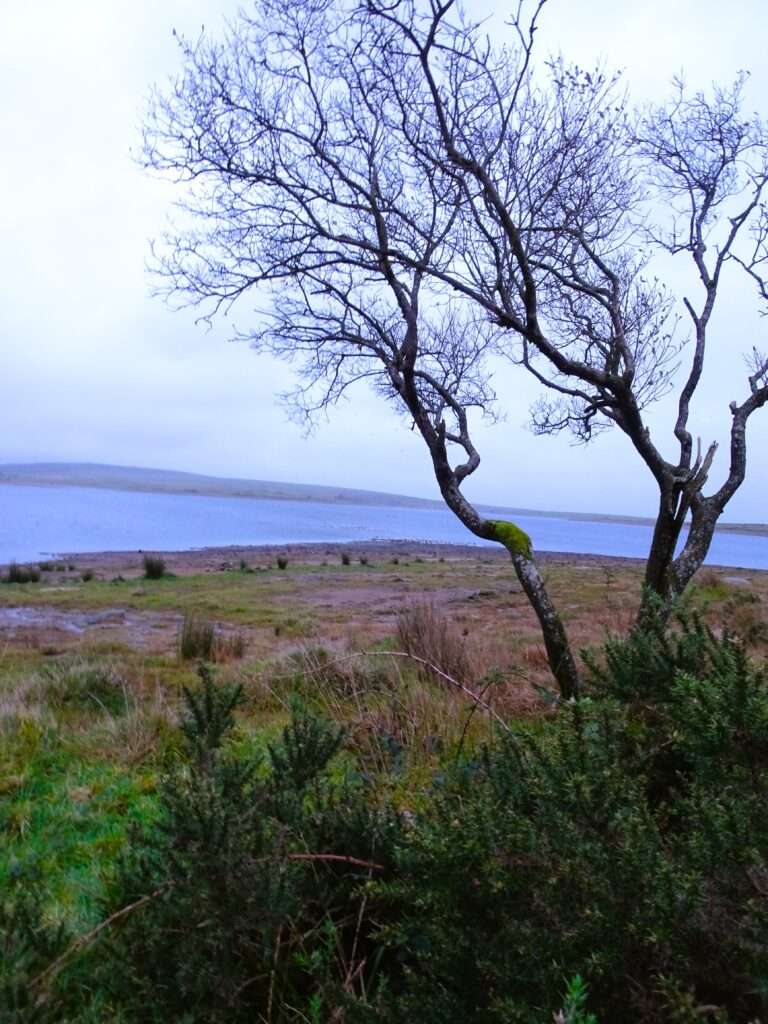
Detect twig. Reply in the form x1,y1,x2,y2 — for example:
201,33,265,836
266,646,512,733
455,673,498,759
30,883,171,994
267,923,283,1022
284,853,385,871
367,650,512,733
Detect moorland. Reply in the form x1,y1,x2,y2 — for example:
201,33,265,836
2,542,768,1021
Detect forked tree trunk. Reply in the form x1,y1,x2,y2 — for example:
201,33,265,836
637,496,723,628
637,496,687,628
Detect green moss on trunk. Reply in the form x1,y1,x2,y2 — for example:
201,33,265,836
491,520,533,559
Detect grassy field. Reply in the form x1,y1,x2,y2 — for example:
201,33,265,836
1,542,766,938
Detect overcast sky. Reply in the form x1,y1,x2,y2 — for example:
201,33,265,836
2,0,767,517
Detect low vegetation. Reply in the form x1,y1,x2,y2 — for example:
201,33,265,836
4,562,41,584
0,552,767,1021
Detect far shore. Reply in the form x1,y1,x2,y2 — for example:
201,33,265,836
7,539,764,579
1,463,767,538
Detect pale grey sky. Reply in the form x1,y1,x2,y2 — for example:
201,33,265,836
2,0,767,517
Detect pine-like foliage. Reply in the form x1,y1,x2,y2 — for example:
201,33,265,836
268,702,344,791
179,662,244,766
91,622,768,1022
100,666,400,1022
365,617,768,1023
0,887,69,1023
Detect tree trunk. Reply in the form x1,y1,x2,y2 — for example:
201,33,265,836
510,551,581,700
426,470,581,699
637,493,687,628
669,500,720,595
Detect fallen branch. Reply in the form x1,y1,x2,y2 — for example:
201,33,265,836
29,852,383,997
285,852,385,871
30,883,171,995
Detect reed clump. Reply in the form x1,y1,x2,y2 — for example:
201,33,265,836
4,561,41,584
142,554,166,580
395,601,475,685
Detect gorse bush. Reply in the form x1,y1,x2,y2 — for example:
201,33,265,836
11,617,768,1022
99,665,401,1022
0,886,70,1023
366,616,768,1023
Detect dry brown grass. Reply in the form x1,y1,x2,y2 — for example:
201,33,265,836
395,601,476,685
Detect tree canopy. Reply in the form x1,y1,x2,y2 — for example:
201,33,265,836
144,0,768,694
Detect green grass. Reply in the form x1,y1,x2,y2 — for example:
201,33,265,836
0,724,159,929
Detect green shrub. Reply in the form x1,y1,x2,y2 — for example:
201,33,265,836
142,554,166,579
0,885,71,1022
29,618,768,1022
100,667,400,1022
341,552,351,566
367,617,768,1023
276,555,288,570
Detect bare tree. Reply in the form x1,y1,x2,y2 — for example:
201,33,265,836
357,1,768,623
143,0,767,696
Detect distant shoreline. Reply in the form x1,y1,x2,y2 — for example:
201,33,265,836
7,541,767,582
2,540,650,577
1,462,767,538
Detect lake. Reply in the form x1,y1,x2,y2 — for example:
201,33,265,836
1,483,768,570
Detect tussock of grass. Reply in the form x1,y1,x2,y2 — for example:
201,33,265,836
178,613,247,662
4,562,41,584
142,554,166,580
396,600,476,685
178,614,215,660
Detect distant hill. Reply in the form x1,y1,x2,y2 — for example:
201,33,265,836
0,462,445,510
1,462,766,537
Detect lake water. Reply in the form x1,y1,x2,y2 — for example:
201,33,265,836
1,483,768,570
